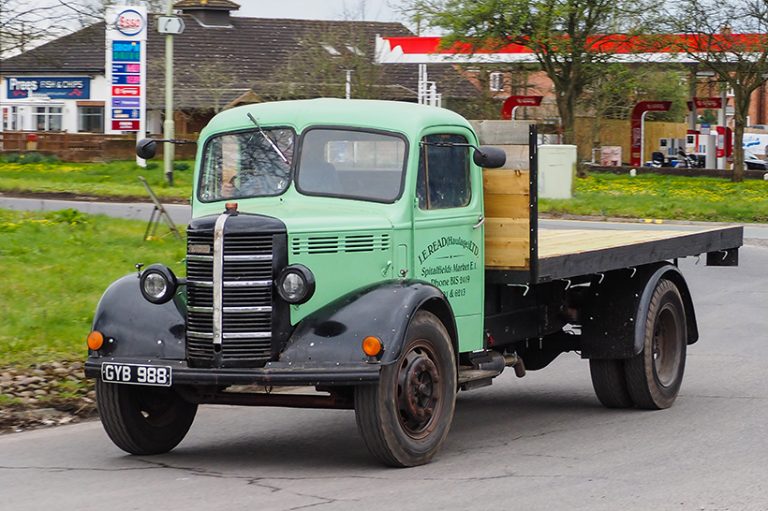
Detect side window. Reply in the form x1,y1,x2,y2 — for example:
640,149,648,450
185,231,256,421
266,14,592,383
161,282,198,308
416,134,471,210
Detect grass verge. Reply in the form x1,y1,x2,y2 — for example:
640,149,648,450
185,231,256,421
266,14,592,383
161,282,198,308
540,172,768,223
0,208,186,367
0,158,193,200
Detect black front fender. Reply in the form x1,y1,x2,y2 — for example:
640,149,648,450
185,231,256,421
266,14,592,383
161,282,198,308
274,280,457,369
89,274,187,360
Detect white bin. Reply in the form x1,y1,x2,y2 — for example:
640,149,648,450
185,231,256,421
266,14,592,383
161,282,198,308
538,144,576,199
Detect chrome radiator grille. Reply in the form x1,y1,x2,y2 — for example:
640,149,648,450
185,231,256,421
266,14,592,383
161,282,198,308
186,227,276,366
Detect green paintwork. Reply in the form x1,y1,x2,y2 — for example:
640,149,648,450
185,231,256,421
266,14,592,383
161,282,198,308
191,99,485,354
412,126,485,353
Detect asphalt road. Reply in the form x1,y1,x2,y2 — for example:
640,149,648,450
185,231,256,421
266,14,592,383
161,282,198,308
0,196,193,225
1,242,766,509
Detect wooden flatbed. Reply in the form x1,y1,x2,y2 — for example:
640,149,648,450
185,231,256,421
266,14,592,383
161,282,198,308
536,225,742,281
482,165,743,285
487,225,743,284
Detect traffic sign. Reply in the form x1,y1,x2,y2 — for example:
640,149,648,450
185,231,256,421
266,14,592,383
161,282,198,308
158,16,185,34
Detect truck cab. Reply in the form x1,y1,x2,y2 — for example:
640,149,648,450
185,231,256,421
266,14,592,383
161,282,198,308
86,99,742,467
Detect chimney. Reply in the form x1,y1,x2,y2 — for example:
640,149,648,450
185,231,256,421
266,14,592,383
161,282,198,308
173,0,240,28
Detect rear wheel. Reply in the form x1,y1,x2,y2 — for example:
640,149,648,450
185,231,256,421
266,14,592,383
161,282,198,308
624,279,687,409
354,311,457,467
589,358,634,408
96,380,197,455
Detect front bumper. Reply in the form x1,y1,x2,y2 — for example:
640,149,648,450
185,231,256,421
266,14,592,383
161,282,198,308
85,357,381,387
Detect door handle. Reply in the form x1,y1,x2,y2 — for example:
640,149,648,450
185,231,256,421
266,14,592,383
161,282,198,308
472,215,485,229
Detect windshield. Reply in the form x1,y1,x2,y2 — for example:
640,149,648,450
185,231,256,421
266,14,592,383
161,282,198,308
199,128,295,202
296,129,407,202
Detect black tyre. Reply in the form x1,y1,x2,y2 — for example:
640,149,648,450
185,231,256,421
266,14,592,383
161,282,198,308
354,311,457,467
624,279,687,409
96,380,197,455
589,358,634,408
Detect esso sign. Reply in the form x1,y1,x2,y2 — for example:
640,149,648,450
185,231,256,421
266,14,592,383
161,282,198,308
115,9,145,36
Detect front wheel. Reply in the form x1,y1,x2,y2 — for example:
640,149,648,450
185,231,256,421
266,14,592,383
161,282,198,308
354,311,457,467
96,380,198,455
624,279,687,409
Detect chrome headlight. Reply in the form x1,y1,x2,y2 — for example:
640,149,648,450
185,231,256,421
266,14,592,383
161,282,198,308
139,264,178,304
277,264,315,304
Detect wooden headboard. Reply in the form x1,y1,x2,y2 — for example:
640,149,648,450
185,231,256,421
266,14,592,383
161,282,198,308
483,169,531,270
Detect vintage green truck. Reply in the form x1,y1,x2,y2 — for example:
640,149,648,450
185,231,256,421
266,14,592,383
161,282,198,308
85,99,742,467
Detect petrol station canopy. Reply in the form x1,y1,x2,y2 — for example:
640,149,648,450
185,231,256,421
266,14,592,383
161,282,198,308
375,33,767,64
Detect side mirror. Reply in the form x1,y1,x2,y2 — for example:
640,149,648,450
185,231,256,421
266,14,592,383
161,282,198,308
136,138,157,159
473,146,506,169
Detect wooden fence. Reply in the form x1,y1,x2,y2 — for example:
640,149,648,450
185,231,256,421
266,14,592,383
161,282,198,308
574,118,688,164
0,131,197,162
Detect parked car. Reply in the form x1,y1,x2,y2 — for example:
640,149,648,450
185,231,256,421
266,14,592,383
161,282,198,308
744,150,768,170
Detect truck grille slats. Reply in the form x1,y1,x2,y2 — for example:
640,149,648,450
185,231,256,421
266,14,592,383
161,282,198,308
291,233,390,255
186,224,279,366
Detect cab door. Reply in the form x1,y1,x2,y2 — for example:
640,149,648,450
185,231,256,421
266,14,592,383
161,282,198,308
412,128,484,353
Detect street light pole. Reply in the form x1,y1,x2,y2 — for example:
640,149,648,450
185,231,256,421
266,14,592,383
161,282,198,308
163,0,175,186
345,69,352,99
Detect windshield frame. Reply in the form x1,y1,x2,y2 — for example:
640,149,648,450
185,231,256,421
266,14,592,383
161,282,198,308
197,126,296,203
294,126,410,204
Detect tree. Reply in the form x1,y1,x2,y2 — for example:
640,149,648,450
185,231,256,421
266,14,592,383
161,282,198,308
405,0,660,143
0,0,71,56
269,25,386,101
582,64,688,150
664,0,768,181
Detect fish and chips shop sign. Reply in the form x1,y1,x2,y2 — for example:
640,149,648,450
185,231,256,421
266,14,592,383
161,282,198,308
6,77,91,99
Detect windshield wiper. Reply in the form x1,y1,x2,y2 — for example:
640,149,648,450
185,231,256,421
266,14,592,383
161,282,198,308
247,113,288,164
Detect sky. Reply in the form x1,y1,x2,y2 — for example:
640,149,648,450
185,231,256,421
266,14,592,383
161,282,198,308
234,0,406,23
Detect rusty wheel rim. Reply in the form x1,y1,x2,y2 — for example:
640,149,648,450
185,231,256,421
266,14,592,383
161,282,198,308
396,341,442,439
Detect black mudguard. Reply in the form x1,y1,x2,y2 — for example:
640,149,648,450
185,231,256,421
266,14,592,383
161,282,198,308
275,280,457,368
90,274,187,360
88,277,456,373
581,263,698,359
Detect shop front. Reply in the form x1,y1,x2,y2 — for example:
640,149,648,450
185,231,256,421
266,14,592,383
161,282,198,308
1,76,109,133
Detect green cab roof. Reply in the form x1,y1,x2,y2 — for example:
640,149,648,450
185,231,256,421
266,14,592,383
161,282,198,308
200,98,473,140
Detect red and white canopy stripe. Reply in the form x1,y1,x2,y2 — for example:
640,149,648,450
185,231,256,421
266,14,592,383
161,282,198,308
375,34,766,64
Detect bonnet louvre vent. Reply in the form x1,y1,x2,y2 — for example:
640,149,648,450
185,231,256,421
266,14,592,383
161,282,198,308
291,233,391,255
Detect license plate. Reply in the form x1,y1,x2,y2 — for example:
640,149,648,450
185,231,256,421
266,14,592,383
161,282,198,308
101,363,172,387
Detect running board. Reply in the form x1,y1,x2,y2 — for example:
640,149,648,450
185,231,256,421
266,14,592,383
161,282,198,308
458,368,501,390
457,351,527,391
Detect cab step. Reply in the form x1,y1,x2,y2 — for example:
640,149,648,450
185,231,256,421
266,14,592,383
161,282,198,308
457,350,527,391
458,368,500,390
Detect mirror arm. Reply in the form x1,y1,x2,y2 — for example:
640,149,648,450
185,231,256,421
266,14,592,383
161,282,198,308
151,138,196,145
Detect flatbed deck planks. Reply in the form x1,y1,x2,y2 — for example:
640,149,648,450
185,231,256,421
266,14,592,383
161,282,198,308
487,225,743,284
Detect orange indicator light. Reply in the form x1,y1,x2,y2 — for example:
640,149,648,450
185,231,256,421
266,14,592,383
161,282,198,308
87,331,104,351
362,336,383,357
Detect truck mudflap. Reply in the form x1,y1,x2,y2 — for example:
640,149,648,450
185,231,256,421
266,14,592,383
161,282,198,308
580,263,698,359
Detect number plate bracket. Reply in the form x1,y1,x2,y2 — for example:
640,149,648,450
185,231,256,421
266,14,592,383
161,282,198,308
101,362,173,387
